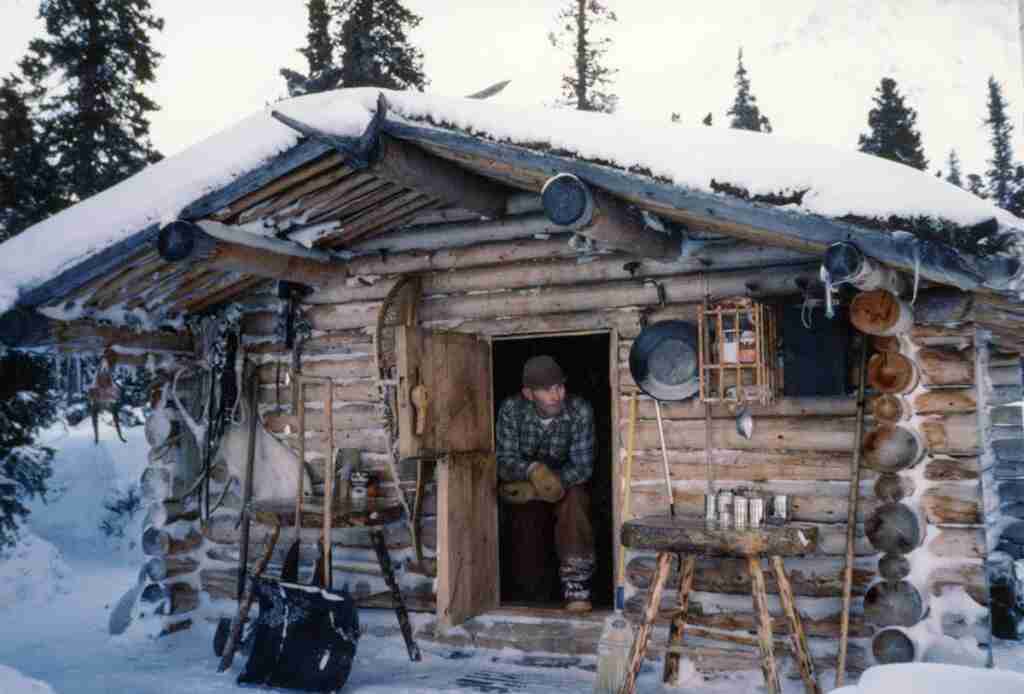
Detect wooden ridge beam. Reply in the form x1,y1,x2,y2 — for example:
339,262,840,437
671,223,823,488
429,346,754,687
156,219,345,288
371,134,509,219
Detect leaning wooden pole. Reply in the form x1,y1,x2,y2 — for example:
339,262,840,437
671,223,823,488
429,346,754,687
836,336,869,687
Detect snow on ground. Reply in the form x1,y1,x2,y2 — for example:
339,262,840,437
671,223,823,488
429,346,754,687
2,416,1024,693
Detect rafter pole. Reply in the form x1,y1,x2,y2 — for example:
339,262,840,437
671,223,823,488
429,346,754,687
372,134,509,218
541,173,679,260
156,220,345,288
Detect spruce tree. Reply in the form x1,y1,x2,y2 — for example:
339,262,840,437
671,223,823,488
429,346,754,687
966,173,987,198
19,0,163,202
983,76,1015,210
727,49,772,133
0,350,58,549
334,0,428,91
857,77,928,171
0,75,63,242
549,0,618,113
944,149,963,188
281,0,343,97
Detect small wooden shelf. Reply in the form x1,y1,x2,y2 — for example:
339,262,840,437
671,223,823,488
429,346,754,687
698,296,779,405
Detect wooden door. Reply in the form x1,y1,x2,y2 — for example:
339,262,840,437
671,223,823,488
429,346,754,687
396,326,496,627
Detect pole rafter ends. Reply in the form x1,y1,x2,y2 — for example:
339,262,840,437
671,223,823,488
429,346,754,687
541,173,679,260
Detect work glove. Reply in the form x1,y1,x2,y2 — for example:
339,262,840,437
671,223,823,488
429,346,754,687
527,463,565,503
499,481,537,504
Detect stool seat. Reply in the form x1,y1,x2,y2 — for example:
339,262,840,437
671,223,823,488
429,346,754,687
621,514,818,557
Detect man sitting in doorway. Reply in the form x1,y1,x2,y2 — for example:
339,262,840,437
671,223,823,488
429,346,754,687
496,355,596,613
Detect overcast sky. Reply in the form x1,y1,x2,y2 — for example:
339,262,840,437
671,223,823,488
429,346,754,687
1,0,1022,180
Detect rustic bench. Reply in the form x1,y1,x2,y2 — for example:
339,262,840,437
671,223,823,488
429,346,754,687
618,515,822,694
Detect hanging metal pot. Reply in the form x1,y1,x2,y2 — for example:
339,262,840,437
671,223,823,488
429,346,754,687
628,320,700,402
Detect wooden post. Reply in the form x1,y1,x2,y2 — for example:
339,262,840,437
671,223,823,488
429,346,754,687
619,551,672,694
662,554,695,685
772,556,821,694
748,555,781,694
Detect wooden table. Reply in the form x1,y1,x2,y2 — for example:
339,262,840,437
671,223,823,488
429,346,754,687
251,496,421,662
618,515,821,694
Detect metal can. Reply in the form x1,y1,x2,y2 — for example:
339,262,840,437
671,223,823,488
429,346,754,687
718,511,732,529
749,497,765,528
772,494,788,521
717,490,733,517
350,470,370,500
704,494,717,522
734,495,749,528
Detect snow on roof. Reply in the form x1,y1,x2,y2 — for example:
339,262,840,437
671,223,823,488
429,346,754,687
1,87,1019,315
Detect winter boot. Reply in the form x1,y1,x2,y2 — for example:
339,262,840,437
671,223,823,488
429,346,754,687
560,555,594,613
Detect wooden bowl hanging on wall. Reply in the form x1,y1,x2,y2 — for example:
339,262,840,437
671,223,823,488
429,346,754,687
863,580,925,627
851,289,914,336
865,501,923,553
867,352,919,394
870,394,910,422
872,627,917,664
862,425,925,472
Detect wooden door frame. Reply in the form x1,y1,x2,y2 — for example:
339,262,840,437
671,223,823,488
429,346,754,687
489,328,620,610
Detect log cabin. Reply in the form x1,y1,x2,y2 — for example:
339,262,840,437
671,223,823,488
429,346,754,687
2,87,1023,685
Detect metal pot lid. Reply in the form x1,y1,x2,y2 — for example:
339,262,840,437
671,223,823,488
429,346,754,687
628,320,700,401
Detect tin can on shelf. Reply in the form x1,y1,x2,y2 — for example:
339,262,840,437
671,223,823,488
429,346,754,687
718,511,732,529
772,494,789,522
749,497,765,528
704,494,717,522
717,490,733,517
350,470,370,500
734,495,749,528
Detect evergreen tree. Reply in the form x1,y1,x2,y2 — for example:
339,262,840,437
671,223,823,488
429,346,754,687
727,49,772,133
334,0,428,91
281,0,343,97
966,174,987,198
857,77,928,171
944,149,963,188
549,0,618,113
0,74,64,242
983,76,1016,210
0,350,58,549
19,0,163,202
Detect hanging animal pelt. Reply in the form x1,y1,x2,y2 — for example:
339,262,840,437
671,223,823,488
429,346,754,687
213,395,312,501
88,347,126,444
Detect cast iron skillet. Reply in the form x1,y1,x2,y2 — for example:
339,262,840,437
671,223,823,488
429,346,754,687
628,320,700,401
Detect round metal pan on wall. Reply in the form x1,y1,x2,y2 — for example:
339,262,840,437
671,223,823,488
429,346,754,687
628,320,700,402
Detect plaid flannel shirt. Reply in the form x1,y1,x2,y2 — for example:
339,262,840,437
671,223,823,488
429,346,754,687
495,394,595,488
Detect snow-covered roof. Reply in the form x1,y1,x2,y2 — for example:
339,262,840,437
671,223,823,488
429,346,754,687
1,87,1021,315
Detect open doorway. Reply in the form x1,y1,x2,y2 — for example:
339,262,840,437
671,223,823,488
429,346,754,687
492,332,614,611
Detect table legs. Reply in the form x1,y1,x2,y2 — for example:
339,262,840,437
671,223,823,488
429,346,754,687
662,554,695,684
618,552,819,694
771,555,821,694
748,555,781,694
619,552,672,694
370,528,422,662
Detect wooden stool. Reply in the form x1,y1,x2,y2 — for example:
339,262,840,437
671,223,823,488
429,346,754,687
618,515,822,694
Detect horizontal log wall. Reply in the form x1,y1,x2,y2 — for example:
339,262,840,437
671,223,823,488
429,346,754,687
223,236,992,673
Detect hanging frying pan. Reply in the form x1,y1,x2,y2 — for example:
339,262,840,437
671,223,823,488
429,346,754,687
628,320,700,401
629,320,700,517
